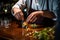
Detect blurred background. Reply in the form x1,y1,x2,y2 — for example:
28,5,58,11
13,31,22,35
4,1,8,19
0,0,18,20
0,0,19,28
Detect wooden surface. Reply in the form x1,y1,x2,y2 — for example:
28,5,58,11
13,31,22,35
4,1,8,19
0,21,44,40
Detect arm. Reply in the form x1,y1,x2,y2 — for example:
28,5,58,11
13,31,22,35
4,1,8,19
12,0,26,20
26,10,55,23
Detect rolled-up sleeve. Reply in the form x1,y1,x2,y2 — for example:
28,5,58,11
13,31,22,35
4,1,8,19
12,0,26,16
12,0,26,9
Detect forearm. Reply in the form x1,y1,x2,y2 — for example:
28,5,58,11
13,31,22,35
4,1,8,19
31,11,44,16
31,10,56,19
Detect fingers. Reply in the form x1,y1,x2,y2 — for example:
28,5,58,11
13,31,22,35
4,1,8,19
13,8,24,20
14,12,24,20
26,13,37,23
26,11,44,23
14,12,20,20
31,17,37,23
26,13,34,22
20,12,24,20
30,15,37,23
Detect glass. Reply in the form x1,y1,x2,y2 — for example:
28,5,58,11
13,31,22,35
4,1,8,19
0,19,4,27
4,19,10,28
0,18,10,28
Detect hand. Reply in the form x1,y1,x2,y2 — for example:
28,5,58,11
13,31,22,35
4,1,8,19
26,11,44,23
13,8,24,20
26,10,56,24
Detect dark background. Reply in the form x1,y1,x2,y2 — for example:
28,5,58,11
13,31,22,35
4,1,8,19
0,0,18,21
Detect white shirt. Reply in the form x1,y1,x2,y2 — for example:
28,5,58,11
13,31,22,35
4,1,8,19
12,0,58,20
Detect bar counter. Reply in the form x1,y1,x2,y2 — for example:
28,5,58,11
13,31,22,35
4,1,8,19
0,21,44,40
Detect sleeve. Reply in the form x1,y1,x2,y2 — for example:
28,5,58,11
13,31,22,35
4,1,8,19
11,0,26,16
12,0,26,9
52,0,59,21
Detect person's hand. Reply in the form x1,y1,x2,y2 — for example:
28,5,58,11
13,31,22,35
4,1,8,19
13,8,24,20
26,10,56,24
26,11,44,23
